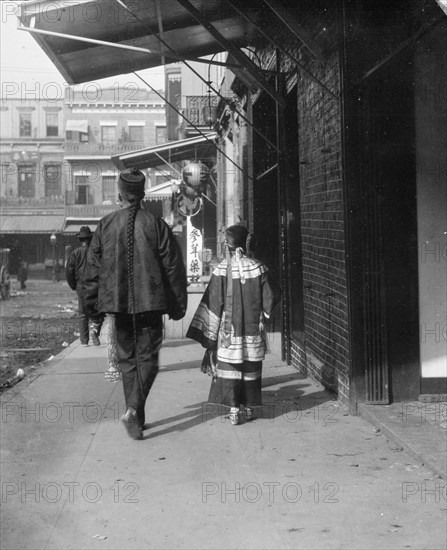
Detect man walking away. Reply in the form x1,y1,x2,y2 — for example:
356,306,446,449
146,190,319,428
83,168,188,440
66,226,104,346
17,262,28,290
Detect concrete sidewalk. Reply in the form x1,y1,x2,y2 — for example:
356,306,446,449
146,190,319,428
1,333,446,550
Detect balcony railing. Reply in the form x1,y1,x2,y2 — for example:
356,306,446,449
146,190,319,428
64,141,147,155
0,196,65,207
65,204,119,217
184,95,218,127
1,197,118,217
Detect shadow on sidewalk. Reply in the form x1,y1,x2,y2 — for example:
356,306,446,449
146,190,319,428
143,376,337,440
162,340,198,348
160,360,200,372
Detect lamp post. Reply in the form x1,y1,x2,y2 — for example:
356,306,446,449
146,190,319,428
50,233,57,283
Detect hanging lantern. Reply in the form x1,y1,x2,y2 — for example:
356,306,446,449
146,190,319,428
181,162,209,190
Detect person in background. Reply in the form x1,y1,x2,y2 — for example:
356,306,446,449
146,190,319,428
54,259,63,282
187,224,276,425
65,226,104,346
83,168,187,440
17,261,28,290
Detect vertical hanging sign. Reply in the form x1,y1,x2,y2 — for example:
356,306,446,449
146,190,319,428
186,217,203,284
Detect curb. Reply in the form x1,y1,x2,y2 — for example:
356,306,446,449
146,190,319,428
358,403,446,480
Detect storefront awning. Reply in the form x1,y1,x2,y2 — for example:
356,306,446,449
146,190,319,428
66,120,89,133
144,181,176,201
62,218,100,235
112,133,218,170
18,0,262,84
17,0,291,106
0,215,65,234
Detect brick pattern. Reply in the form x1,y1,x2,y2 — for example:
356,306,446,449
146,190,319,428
290,341,307,377
254,2,350,404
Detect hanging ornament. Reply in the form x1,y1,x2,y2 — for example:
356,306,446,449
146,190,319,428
181,162,209,191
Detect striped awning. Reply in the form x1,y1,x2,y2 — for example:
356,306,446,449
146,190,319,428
62,218,101,235
0,215,65,234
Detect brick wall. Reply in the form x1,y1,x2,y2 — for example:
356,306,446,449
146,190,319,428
297,60,349,401
254,1,350,403
296,4,349,403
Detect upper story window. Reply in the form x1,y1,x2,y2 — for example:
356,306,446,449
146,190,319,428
46,113,59,137
66,120,89,142
44,164,62,196
99,120,117,144
155,125,167,144
128,125,144,143
17,163,36,197
102,175,116,202
74,175,90,204
19,113,32,137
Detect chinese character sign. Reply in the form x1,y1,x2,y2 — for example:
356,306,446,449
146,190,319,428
186,218,203,284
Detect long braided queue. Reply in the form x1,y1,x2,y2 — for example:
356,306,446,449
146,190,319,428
127,199,144,392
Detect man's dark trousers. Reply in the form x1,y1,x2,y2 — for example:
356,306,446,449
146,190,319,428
78,295,89,344
77,293,103,345
115,312,163,427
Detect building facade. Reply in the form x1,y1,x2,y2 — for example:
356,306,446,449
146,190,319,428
0,96,66,275
63,85,167,235
0,86,167,275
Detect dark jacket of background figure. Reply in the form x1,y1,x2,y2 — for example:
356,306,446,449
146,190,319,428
82,207,187,318
65,245,88,295
17,265,28,283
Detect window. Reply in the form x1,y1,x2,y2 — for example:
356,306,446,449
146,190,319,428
74,175,89,204
155,126,167,144
19,113,32,137
17,163,36,197
46,113,58,137
66,130,89,142
1,163,14,192
128,125,144,143
101,126,116,143
66,120,89,142
44,164,62,196
102,175,116,202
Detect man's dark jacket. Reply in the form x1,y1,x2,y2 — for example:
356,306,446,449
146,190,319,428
65,244,89,294
83,207,187,318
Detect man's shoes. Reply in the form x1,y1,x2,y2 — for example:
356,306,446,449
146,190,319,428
229,407,240,425
121,408,143,440
89,324,101,346
81,343,89,347
244,408,254,422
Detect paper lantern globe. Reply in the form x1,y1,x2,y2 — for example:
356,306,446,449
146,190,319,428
182,162,209,190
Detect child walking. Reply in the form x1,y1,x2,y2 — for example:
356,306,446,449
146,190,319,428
187,225,276,425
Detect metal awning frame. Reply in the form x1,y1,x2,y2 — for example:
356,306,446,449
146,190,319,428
154,153,182,177
18,0,344,165
18,0,337,151
224,0,338,101
132,71,248,179
17,21,244,70
173,0,285,108
18,5,280,153
113,133,218,170
115,0,281,153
